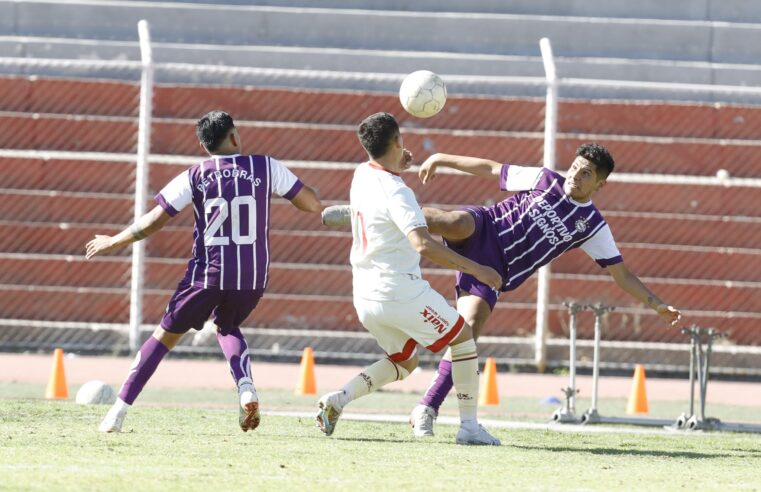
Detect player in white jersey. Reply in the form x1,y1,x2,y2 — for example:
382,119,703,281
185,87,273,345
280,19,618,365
85,110,323,433
315,112,502,445
323,144,682,436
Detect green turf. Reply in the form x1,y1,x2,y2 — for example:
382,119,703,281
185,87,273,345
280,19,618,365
1,391,761,491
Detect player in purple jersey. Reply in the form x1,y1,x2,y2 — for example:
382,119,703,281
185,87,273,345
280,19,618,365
323,143,682,437
85,110,323,433
406,144,683,435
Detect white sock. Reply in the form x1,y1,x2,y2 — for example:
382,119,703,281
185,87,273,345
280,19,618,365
113,397,130,413
341,358,409,403
237,377,256,395
450,339,479,431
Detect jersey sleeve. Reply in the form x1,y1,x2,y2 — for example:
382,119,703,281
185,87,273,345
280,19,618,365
580,224,624,267
155,170,192,217
387,183,428,236
500,164,544,192
268,157,304,199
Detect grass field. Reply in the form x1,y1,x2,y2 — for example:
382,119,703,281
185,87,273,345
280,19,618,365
2,383,761,491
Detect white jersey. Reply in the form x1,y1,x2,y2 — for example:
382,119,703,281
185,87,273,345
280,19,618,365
349,162,429,301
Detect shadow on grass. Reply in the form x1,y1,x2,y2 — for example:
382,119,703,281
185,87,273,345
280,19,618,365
511,444,758,459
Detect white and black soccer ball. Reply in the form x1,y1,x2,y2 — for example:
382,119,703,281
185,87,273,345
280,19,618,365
399,70,447,118
75,380,117,405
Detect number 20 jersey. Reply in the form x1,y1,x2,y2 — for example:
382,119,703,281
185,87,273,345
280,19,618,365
155,154,303,290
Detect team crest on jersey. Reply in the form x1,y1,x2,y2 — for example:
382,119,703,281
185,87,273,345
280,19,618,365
575,218,588,233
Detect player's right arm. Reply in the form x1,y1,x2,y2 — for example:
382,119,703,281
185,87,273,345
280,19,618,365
418,153,502,183
85,205,172,259
289,184,324,214
407,227,502,290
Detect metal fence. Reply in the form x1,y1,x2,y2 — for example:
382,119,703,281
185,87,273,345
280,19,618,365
1,25,761,376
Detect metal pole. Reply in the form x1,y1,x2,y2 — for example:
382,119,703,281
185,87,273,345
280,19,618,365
687,329,696,418
590,304,614,412
129,19,153,354
569,307,576,414
590,310,600,411
701,329,717,422
535,37,558,372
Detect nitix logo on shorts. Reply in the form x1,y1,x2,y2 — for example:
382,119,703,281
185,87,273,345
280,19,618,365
420,306,450,334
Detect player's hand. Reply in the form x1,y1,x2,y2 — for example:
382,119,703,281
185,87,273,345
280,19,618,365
474,265,503,291
656,304,682,326
399,149,413,171
418,154,441,184
85,235,118,260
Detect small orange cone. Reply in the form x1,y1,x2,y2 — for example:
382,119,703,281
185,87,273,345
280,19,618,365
626,364,649,414
45,348,69,400
478,357,500,406
295,347,316,395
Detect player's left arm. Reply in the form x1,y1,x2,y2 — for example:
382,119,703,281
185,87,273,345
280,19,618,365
85,205,172,259
606,262,682,326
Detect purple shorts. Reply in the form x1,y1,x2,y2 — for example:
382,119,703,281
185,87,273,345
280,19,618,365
161,277,263,335
445,206,507,311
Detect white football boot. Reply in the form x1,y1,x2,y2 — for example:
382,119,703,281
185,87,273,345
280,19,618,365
316,390,346,437
239,388,261,432
409,404,437,437
321,205,351,227
455,424,501,446
99,401,128,433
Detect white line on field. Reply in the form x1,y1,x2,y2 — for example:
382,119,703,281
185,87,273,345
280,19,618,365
264,410,710,437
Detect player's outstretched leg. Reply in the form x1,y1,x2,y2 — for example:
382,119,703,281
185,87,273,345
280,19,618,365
410,357,453,437
321,204,350,227
316,357,410,437
217,327,260,432
450,339,500,446
100,335,172,432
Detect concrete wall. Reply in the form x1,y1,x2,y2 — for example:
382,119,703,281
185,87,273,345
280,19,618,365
3,1,761,63
108,0,761,23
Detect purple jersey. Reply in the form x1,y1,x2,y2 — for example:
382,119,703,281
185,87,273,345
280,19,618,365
490,165,622,291
156,154,303,290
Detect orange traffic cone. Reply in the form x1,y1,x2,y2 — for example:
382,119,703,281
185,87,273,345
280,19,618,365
478,357,500,406
45,348,69,400
626,364,649,414
295,347,316,395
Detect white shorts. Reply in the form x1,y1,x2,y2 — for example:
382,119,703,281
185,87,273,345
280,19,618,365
353,285,465,363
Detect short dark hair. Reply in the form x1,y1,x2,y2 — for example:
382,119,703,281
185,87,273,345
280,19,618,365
196,110,235,152
576,143,614,179
357,112,399,158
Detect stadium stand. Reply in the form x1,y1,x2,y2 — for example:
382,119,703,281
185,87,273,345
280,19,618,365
1,0,760,374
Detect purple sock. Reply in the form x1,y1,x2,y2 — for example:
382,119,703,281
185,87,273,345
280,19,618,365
419,359,453,413
118,336,170,405
217,327,252,388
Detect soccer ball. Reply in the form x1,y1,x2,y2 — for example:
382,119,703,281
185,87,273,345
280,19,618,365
75,380,116,405
399,70,447,118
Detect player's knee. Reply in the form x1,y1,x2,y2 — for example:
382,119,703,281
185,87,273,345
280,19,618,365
450,321,474,346
465,317,484,341
152,326,183,350
396,354,419,376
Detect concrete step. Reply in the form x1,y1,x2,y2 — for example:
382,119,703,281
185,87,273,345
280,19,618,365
8,36,761,91
119,0,754,24
5,1,761,64
4,191,761,250
0,285,757,344
4,114,761,177
1,221,760,281
2,255,759,313
4,157,761,216
5,76,761,140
